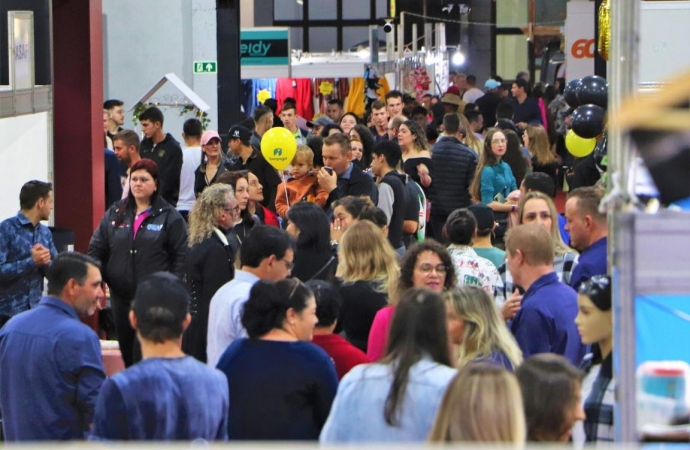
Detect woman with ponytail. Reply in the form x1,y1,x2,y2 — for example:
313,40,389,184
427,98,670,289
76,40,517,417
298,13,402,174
215,279,339,440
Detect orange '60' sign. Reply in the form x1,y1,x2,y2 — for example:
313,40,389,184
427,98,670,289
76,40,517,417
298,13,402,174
571,39,595,58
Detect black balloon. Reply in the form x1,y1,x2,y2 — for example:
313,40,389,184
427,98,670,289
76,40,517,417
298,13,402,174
576,75,609,109
593,133,608,171
572,104,606,139
564,79,581,108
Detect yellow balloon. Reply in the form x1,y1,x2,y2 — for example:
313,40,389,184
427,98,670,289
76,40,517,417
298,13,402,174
566,130,597,158
260,127,297,171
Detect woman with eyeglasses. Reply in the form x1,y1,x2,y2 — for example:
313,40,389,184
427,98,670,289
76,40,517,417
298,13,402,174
573,275,614,444
469,128,519,241
194,130,234,197
499,191,579,320
320,288,456,443
88,158,188,367
216,279,339,440
445,286,522,371
367,240,456,361
183,184,239,363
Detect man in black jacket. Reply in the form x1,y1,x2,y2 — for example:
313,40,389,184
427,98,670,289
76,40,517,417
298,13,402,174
430,113,478,242
139,107,183,207
371,140,408,255
317,133,378,209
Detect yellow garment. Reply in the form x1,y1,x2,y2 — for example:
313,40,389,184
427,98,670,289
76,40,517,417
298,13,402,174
345,77,391,117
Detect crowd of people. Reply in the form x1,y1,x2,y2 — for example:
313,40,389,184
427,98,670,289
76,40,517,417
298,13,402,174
0,71,613,443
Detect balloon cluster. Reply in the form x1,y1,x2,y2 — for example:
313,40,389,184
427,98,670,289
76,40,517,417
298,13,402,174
563,75,609,159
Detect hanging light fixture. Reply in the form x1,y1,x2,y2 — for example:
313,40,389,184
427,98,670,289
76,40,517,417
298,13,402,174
452,46,466,66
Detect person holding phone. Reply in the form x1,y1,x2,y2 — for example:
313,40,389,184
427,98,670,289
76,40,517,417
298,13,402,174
317,133,378,209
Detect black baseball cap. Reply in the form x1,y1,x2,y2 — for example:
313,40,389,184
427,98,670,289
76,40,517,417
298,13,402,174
228,125,252,143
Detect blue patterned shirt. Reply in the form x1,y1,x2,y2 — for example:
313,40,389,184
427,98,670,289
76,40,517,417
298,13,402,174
0,212,57,317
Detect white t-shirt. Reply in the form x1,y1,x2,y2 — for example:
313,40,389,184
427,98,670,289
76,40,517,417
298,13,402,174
463,87,485,104
178,146,202,212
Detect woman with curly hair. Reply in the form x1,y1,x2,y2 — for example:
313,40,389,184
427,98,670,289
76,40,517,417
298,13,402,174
367,240,456,361
182,183,239,362
349,124,376,169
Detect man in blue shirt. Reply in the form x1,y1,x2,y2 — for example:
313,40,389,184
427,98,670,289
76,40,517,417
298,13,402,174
0,252,105,441
0,180,58,327
91,272,229,441
206,226,296,366
507,224,586,366
565,187,608,290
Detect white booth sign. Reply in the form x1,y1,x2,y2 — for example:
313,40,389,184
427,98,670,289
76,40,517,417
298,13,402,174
565,2,595,80
8,11,35,90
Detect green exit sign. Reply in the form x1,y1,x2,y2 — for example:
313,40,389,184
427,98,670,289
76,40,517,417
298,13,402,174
193,61,217,74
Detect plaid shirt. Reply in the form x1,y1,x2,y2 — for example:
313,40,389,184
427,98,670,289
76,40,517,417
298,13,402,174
573,349,615,444
498,250,578,302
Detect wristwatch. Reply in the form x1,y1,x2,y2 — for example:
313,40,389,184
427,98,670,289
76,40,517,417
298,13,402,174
511,205,516,212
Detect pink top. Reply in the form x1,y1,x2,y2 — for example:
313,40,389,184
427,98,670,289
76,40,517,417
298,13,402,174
132,209,151,240
366,305,396,361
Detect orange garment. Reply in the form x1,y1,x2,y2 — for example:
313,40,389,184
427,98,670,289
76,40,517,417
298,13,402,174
275,174,329,219
345,77,391,117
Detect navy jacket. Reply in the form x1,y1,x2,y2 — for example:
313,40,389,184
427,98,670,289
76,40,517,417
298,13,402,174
430,136,477,219
326,164,378,208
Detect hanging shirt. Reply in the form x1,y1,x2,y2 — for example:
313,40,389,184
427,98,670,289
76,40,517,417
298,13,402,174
276,78,315,121
346,77,390,117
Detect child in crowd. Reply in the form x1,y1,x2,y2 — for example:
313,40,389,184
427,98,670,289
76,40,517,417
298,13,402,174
275,145,329,220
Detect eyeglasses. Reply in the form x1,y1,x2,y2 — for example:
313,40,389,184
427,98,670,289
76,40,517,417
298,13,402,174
223,206,240,215
280,257,294,271
491,139,507,145
416,264,448,275
578,275,610,296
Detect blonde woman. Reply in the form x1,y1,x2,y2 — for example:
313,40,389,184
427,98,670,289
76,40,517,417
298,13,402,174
499,191,579,319
429,364,526,445
336,221,400,352
524,124,558,187
460,114,482,154
445,286,523,371
183,183,239,362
